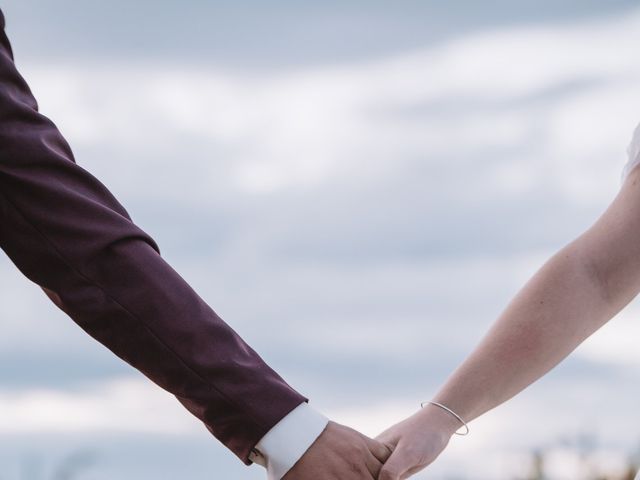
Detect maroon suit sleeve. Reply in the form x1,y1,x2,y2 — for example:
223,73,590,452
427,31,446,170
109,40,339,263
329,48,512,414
0,10,306,464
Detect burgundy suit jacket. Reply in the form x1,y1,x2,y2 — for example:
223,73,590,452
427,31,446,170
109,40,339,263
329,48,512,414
0,8,306,463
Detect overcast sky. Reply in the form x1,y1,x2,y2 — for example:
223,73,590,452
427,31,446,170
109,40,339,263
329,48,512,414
1,2,640,479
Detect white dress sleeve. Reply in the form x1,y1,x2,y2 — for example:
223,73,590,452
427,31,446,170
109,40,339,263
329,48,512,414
621,122,640,185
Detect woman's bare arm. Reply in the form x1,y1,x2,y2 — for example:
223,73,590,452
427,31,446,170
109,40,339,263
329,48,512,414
430,165,640,422
375,165,640,480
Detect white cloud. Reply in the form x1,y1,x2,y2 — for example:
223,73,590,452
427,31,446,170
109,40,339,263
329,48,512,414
16,6,640,202
0,377,199,435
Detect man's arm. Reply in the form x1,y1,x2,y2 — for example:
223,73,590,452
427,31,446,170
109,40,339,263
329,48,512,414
0,9,389,479
0,10,300,462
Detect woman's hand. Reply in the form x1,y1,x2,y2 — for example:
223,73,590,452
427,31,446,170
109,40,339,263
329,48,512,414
375,404,462,480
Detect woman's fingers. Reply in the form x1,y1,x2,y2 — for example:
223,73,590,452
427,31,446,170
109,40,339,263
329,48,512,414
362,435,394,478
377,445,411,480
366,435,394,464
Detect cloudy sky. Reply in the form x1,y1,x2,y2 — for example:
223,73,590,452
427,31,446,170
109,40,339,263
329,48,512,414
1,1,640,479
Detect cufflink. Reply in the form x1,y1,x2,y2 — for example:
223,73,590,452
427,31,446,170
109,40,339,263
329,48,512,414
249,447,266,465
251,448,263,458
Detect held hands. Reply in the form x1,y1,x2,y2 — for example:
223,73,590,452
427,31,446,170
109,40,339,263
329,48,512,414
282,406,461,480
283,421,392,480
374,404,462,480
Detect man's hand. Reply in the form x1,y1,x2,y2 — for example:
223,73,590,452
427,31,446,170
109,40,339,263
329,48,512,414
283,421,392,479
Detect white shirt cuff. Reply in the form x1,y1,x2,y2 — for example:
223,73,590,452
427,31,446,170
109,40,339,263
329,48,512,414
248,402,329,480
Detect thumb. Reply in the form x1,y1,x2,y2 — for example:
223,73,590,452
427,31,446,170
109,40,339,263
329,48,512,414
377,445,410,480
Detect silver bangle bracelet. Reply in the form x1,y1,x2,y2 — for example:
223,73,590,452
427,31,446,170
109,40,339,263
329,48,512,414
421,401,470,436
